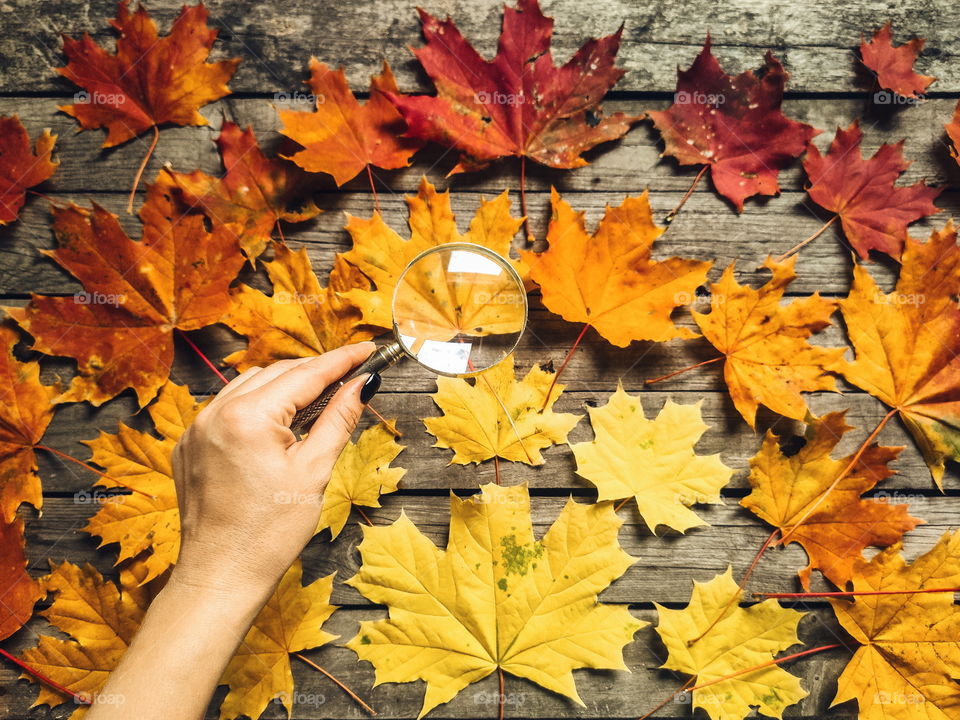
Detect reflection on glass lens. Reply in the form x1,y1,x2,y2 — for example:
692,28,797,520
392,243,527,376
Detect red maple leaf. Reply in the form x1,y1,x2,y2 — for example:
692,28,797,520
0,116,57,225
798,121,941,259
386,0,638,174
647,37,818,213
860,22,934,99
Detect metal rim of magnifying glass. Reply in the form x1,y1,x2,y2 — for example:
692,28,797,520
390,241,529,378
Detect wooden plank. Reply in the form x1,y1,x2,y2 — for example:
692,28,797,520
21,495,959,606
29,388,959,494
0,606,859,719
0,97,955,196
0,0,956,93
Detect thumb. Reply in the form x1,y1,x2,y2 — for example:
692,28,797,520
296,373,368,468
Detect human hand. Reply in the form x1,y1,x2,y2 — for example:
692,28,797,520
169,342,377,601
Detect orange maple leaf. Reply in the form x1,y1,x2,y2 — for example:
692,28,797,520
0,116,57,225
0,517,43,642
160,121,321,260
839,222,960,487
0,325,58,523
279,60,423,186
223,242,376,370
860,22,935,99
521,189,711,347
5,182,244,407
692,257,845,427
742,411,921,589
57,1,239,148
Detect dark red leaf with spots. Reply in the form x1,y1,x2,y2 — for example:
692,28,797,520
803,121,941,259
0,116,57,225
648,37,818,211
386,0,639,174
860,22,934,99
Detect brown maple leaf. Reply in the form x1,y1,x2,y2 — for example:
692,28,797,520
860,22,935,99
5,182,244,407
0,116,57,225
387,0,638,174
798,121,941,259
648,37,818,212
160,121,321,260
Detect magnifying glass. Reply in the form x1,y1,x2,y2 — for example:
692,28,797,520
290,242,528,433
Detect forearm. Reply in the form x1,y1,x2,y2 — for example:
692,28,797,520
86,568,273,720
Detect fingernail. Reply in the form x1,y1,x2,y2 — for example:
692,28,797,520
359,372,381,404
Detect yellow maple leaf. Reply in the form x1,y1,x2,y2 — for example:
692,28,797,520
423,355,580,466
218,560,338,720
83,382,208,584
839,223,960,488
570,383,732,533
315,421,406,540
223,242,376,370
346,483,643,718
338,176,527,330
829,531,960,720
655,568,808,720
20,561,148,714
520,188,711,346
692,256,846,427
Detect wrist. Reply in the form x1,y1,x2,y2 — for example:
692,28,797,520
166,554,279,621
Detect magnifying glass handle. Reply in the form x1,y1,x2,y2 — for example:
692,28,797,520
290,342,406,434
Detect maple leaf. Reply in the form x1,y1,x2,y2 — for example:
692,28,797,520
160,121,321,260
947,101,960,166
647,37,818,211
655,568,807,720
742,411,921,589
219,561,338,720
315,422,406,540
571,383,732,533
520,189,711,346
829,531,960,720
801,121,940,259
0,115,57,225
0,324,58,522
279,59,423,186
0,518,43,642
346,483,643,718
338,177,526,330
860,22,934,99
5,181,244,407
222,242,376,371
84,382,208,584
20,561,148,711
839,222,960,487
692,256,846,428
57,1,239,148
423,355,580,466
386,0,637,174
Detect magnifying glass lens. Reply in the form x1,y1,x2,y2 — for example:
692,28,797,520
392,244,527,376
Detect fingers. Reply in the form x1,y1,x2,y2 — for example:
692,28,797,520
212,356,318,405
208,366,263,406
238,342,375,423
296,373,368,467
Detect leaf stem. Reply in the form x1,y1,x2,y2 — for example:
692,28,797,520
664,165,707,224
644,355,722,386
541,323,590,412
295,652,377,715
519,155,531,243
364,404,402,437
614,497,631,512
127,125,159,214
0,647,90,705
755,587,959,599
775,215,838,262
35,445,154,499
494,455,501,486
274,217,286,244
367,165,380,213
637,677,694,720
177,330,229,384
355,506,374,527
498,667,505,720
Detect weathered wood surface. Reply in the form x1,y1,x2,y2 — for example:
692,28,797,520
0,0,957,93
2,0,959,719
